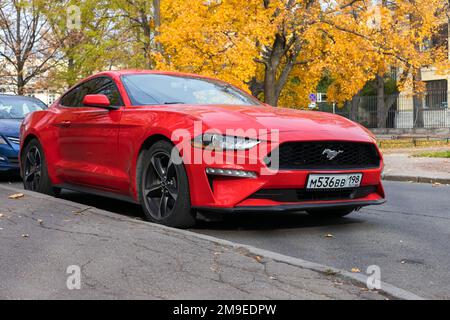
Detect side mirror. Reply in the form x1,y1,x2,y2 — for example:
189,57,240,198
83,94,114,109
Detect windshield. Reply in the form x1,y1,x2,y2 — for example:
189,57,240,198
121,74,260,106
0,96,46,119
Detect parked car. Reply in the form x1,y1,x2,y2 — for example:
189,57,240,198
20,70,385,227
0,95,46,174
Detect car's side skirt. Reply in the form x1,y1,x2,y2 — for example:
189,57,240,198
55,183,140,204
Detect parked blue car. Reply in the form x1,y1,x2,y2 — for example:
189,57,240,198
0,95,47,173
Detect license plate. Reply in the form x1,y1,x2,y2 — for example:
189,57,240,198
306,173,362,189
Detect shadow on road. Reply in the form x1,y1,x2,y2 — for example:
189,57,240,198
59,188,363,231
59,190,145,219
54,189,365,231
0,171,363,231
0,172,21,183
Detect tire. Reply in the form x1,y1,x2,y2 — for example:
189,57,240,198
306,207,356,218
137,140,195,228
22,139,60,196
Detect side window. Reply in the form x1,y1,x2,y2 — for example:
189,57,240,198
60,86,81,107
59,77,123,108
90,77,123,106
76,79,96,106
59,80,95,107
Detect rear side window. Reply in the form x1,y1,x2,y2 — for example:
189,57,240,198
60,77,123,107
60,87,81,107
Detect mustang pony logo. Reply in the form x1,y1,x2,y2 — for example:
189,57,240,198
322,149,344,160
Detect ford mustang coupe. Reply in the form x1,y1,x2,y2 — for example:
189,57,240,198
20,70,385,227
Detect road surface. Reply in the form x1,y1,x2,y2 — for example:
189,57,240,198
1,174,448,299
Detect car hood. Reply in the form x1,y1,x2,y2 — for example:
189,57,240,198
155,104,375,143
0,119,21,137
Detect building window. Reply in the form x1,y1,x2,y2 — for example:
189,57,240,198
48,94,56,105
425,80,447,109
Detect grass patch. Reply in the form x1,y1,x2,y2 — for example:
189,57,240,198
413,151,450,158
378,139,450,149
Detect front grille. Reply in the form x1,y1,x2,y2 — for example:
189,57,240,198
6,136,20,144
250,186,377,203
266,141,380,170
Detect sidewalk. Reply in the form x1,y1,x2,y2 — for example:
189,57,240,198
383,147,450,184
0,185,416,300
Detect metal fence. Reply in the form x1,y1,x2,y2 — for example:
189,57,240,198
318,90,449,129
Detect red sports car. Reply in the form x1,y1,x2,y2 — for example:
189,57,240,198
20,70,385,227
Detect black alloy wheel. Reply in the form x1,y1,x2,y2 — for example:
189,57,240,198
143,151,179,219
23,146,42,191
22,139,60,196
138,140,195,228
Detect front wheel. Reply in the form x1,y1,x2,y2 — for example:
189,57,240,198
137,140,195,228
306,207,356,218
22,139,60,196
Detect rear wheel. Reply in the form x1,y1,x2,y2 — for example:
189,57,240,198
22,139,60,196
138,140,195,228
306,207,356,218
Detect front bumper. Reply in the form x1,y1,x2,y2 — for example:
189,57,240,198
0,142,20,172
185,140,385,211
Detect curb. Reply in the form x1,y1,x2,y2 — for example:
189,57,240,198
0,184,424,300
382,174,450,185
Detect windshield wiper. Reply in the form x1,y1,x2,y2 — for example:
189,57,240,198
164,101,185,105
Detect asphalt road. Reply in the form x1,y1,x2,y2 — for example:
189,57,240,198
1,174,449,299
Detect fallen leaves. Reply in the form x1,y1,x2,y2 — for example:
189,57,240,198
72,207,92,215
351,268,361,273
324,269,338,276
325,234,335,238
9,193,24,199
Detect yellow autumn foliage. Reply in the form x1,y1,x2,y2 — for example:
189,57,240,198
155,0,448,108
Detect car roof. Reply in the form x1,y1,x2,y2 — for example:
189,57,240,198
0,94,42,100
0,94,47,106
93,69,219,81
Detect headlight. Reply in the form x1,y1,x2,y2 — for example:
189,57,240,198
193,133,260,150
0,136,7,145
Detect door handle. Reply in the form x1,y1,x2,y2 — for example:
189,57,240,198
57,120,71,128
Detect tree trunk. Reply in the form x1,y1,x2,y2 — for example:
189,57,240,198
16,5,24,95
67,56,76,87
413,70,424,128
376,74,386,128
262,33,296,107
264,67,278,106
142,24,153,69
153,0,162,54
17,78,25,95
350,90,362,121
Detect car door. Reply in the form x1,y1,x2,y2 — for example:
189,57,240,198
54,77,126,191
